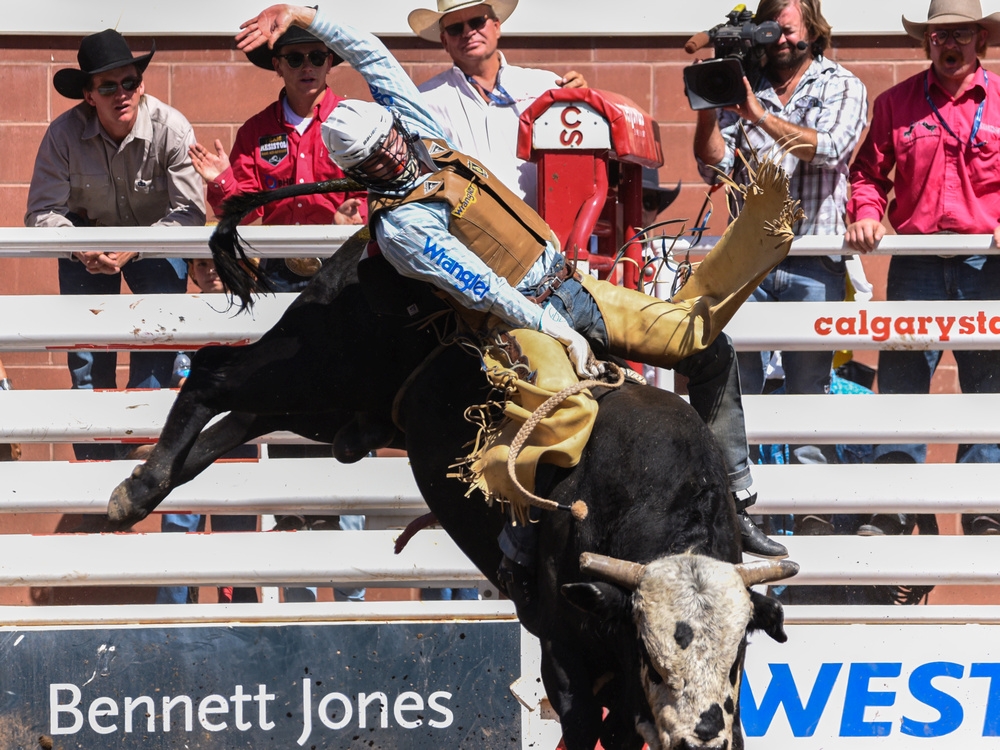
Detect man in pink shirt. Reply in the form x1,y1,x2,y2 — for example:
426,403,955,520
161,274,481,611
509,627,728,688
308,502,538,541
846,0,1000,536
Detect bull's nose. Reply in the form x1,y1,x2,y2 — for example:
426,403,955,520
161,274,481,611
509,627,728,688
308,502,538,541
694,703,724,741
677,739,729,750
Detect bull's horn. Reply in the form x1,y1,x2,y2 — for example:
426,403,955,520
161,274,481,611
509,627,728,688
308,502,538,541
579,552,646,590
735,559,800,588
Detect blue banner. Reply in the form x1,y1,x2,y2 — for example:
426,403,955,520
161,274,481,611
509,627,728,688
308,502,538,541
0,621,521,749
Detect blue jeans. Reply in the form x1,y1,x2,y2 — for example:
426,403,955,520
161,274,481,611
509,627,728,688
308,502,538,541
58,257,188,460
282,514,368,603
258,259,317,292
737,256,847,466
157,513,259,604
875,255,1000,466
547,276,752,491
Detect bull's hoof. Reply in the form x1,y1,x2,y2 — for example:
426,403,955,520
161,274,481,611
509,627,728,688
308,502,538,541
106,472,162,528
106,482,142,526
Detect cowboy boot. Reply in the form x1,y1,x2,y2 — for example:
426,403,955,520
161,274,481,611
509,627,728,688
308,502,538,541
734,489,788,559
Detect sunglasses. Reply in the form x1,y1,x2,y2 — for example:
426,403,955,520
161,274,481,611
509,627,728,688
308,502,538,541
276,50,332,68
443,15,491,37
928,28,977,46
94,76,142,97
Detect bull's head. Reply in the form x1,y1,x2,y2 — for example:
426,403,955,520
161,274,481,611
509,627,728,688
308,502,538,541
566,552,798,750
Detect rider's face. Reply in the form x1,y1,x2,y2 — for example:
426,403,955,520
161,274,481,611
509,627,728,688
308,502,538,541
356,126,413,185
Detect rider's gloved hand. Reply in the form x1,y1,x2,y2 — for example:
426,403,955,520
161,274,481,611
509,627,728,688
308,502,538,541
538,304,601,378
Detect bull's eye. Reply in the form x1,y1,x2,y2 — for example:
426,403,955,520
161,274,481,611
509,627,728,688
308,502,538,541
639,641,664,685
724,696,735,715
729,658,740,686
674,620,694,650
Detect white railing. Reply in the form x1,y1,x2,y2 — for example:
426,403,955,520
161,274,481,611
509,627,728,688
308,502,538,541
5,225,997,258
2,228,999,619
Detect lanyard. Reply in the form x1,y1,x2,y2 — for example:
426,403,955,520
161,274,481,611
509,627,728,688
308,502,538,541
464,71,517,107
924,69,987,148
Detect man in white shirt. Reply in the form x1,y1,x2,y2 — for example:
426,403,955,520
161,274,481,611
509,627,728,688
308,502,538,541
409,0,585,207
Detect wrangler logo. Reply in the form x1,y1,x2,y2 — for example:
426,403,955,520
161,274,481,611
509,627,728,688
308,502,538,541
422,237,490,299
452,184,478,218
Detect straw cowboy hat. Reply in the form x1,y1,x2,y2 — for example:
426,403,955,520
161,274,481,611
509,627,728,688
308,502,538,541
902,0,1000,45
244,26,343,71
408,0,519,42
54,29,155,99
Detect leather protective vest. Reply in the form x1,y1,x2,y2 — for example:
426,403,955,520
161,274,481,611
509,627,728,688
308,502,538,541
369,140,552,286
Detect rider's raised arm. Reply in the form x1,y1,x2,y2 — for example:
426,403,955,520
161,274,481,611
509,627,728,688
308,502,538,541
307,9,445,144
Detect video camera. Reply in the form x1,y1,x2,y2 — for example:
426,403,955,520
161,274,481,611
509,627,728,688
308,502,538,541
683,5,780,110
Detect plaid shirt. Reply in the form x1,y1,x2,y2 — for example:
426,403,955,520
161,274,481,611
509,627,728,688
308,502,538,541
697,56,868,236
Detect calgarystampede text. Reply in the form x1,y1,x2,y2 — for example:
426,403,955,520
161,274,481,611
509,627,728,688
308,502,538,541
813,309,1000,343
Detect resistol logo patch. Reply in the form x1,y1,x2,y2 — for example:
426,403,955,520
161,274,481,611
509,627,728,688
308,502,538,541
259,134,289,166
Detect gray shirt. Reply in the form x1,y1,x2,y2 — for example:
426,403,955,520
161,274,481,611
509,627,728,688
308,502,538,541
25,94,205,229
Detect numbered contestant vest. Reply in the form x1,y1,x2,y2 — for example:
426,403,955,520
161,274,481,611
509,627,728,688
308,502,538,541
369,140,553,286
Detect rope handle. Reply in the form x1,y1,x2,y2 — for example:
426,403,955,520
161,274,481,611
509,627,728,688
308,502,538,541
505,360,625,521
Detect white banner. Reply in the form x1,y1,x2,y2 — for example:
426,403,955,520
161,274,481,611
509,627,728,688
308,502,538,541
744,624,1000,746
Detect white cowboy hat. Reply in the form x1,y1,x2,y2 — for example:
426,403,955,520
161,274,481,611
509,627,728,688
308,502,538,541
407,0,518,42
902,0,1000,45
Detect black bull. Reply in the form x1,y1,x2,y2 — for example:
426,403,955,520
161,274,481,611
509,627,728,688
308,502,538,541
105,228,793,750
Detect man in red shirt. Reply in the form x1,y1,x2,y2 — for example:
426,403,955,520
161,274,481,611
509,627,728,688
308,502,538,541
846,0,1000,536
189,25,367,290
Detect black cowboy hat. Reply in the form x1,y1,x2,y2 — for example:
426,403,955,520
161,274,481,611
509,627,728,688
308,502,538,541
642,167,681,215
245,26,343,71
54,29,155,100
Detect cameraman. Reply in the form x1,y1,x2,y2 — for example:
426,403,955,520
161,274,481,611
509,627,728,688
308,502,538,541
692,0,867,485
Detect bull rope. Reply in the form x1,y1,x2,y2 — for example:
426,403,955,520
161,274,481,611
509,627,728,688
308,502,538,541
506,360,625,521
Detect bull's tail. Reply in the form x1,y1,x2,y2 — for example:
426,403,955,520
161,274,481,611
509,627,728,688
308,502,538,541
209,177,364,311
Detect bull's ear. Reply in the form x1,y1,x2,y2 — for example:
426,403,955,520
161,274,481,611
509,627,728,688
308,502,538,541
561,582,629,619
748,590,788,643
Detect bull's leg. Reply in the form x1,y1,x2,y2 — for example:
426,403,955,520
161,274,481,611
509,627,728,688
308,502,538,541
107,333,319,526
600,703,648,750
107,391,224,527
541,642,604,750
171,411,271,486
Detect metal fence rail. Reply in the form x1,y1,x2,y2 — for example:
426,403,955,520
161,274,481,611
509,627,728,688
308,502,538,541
2,229,999,612
4,459,1000,516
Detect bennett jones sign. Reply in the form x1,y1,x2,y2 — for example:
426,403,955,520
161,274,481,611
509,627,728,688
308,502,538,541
0,621,521,749
5,620,1000,747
